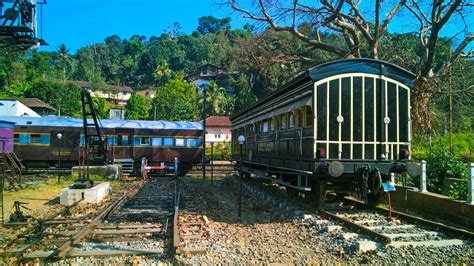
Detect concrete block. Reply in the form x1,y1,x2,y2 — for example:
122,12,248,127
60,182,111,206
71,165,123,180
355,240,382,253
340,232,359,240
325,225,342,232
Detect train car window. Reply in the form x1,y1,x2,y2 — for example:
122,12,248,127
108,137,114,146
152,137,162,146
117,135,129,146
269,118,274,132
40,134,51,145
281,114,287,129
30,134,41,144
262,120,269,133
13,134,19,143
289,112,295,128
140,137,151,146
305,106,314,127
164,138,175,146
175,138,186,146
187,138,199,147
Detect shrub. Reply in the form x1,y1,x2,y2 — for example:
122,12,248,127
426,143,468,195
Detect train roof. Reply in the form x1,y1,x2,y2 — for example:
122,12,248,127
232,58,416,121
0,116,203,130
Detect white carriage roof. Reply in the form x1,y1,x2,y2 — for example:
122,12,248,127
0,116,203,130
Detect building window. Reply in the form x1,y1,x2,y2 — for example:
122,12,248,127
141,137,151,145
214,129,221,139
30,134,41,144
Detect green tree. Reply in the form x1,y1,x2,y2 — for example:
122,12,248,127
152,78,198,121
24,80,82,117
57,44,74,82
197,16,231,34
126,93,150,120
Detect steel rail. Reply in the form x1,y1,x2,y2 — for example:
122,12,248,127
344,197,474,239
319,209,393,244
54,181,144,258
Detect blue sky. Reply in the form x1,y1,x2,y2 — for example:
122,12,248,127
38,0,472,53
39,0,245,52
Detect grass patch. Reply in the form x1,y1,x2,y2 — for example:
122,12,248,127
1,175,127,222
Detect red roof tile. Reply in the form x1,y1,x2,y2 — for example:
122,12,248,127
205,116,231,127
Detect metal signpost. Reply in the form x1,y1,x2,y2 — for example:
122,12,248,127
57,133,62,183
238,135,245,217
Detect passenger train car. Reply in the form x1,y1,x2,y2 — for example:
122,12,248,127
0,116,203,175
231,59,419,208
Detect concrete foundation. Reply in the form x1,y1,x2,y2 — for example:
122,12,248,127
60,182,111,206
71,164,123,180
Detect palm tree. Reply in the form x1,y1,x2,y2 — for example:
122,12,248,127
204,81,226,116
57,44,73,82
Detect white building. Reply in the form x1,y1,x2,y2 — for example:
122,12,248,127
0,99,40,117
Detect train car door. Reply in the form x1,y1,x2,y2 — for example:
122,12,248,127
113,129,134,159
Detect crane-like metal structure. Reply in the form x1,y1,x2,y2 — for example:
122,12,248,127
75,89,107,188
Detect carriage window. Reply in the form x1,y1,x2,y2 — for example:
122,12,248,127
262,120,269,133
305,106,314,127
13,134,19,143
175,138,186,146
163,138,175,146
152,137,162,146
117,135,129,146
269,118,274,132
289,112,295,128
281,114,287,129
297,109,303,127
187,138,200,147
140,137,151,145
30,134,41,144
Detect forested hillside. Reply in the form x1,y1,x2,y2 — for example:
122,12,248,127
0,16,472,135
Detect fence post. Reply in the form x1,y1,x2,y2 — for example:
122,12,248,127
420,160,427,192
467,163,474,205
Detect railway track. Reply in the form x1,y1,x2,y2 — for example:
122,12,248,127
2,177,177,262
228,174,473,254
319,202,472,252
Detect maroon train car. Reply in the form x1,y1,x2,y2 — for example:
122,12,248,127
0,116,203,175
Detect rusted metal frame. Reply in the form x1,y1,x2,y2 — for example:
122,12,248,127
54,182,144,258
319,209,392,244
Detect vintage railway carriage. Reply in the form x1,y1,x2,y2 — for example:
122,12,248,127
231,59,418,207
0,116,203,175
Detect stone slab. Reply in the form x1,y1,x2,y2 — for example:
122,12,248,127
60,182,111,206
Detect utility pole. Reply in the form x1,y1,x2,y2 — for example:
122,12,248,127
202,87,207,179
449,49,453,151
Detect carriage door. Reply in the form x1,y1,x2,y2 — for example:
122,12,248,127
114,129,133,159
314,71,410,160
